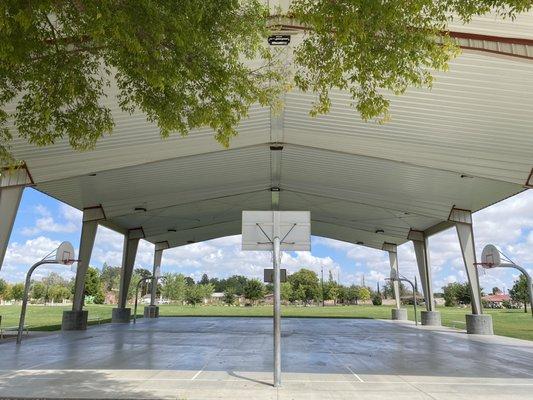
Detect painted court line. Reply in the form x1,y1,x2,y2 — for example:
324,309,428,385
345,365,364,383
190,368,204,380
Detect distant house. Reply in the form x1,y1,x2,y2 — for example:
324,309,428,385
482,293,511,308
206,292,225,304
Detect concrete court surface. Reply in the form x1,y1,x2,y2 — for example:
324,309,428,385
0,317,532,399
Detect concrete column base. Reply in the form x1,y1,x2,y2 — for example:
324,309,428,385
466,314,494,335
61,310,88,330
144,305,159,318
112,307,131,323
421,310,441,326
391,308,408,320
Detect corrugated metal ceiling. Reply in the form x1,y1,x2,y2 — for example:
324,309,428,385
5,14,532,251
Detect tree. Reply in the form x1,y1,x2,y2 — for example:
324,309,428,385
443,282,472,307
280,282,292,303
223,288,236,306
243,279,265,305
48,285,71,302
492,287,502,295
200,273,210,286
324,281,340,303
4,2,530,166
372,291,382,306
219,275,249,295
288,268,320,304
199,283,215,300
354,286,371,303
1,284,12,302
185,284,204,306
0,1,280,165
161,273,187,302
509,275,530,313
84,266,104,304
0,278,7,299
42,272,69,287
11,283,24,301
31,281,48,302
101,263,121,292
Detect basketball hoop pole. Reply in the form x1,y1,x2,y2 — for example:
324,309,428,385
479,243,533,318
242,210,311,387
488,262,532,318
273,235,282,387
17,259,58,344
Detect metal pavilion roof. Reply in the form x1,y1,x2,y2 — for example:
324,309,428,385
6,11,533,251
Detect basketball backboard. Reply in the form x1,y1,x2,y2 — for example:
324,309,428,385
242,211,311,251
264,268,287,283
480,244,501,268
55,241,76,265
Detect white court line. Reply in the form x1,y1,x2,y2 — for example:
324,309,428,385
345,365,364,383
190,368,204,380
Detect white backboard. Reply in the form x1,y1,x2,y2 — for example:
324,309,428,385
56,241,76,265
480,244,501,268
242,211,311,251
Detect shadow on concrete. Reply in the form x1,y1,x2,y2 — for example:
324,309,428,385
228,370,273,387
0,369,160,399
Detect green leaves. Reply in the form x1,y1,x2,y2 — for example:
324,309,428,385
0,0,280,165
1,0,532,166
290,0,531,121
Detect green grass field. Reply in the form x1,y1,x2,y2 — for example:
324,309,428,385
0,304,531,341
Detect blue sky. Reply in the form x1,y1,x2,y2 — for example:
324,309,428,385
1,187,532,294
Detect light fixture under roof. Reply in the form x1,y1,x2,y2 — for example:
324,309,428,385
356,241,364,245
134,207,147,212
187,240,195,244
268,35,290,46
375,229,384,234
167,228,176,232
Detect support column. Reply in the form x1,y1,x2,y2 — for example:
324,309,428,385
383,243,407,320
0,187,23,270
409,230,441,326
145,241,168,318
449,208,493,334
62,206,105,330
0,166,31,272
112,228,142,323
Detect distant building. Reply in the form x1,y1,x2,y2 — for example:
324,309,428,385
482,293,511,308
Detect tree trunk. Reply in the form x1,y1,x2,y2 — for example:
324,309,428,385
525,302,528,313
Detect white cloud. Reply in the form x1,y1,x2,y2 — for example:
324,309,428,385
21,204,81,235
1,236,76,282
